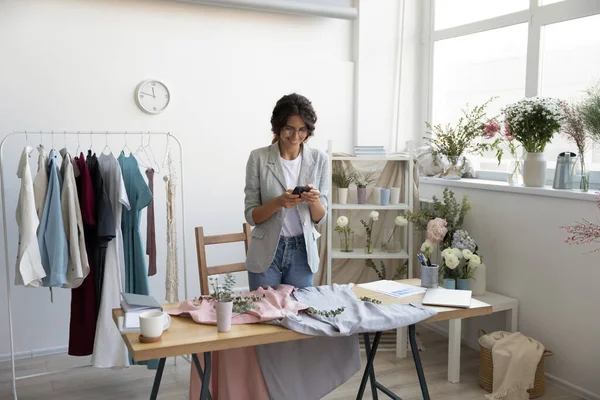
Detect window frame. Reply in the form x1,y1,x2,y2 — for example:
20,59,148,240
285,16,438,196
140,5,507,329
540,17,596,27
423,0,600,186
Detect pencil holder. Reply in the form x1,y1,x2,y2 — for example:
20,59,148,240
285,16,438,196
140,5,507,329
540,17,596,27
421,265,439,288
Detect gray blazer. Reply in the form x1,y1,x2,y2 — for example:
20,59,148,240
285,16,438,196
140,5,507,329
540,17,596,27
244,143,329,274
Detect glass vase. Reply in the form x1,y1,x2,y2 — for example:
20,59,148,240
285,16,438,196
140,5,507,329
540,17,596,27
579,162,590,192
507,158,523,186
364,239,373,254
338,231,354,252
442,156,463,180
381,227,402,253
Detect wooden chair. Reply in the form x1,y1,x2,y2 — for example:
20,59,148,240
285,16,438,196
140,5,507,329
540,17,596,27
195,223,252,295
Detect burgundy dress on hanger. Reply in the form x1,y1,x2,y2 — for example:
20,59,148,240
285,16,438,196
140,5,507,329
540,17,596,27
145,168,156,277
68,153,97,356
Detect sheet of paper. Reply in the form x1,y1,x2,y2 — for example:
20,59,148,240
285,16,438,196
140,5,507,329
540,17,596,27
357,280,426,299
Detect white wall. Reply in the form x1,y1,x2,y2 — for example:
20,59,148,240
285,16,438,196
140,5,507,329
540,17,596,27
420,183,600,398
0,0,356,357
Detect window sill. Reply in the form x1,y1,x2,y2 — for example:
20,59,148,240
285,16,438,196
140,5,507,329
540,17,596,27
419,176,598,202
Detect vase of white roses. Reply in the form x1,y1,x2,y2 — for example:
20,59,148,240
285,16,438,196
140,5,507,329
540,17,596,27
361,211,378,254
503,97,564,187
382,215,407,253
335,215,354,252
440,230,482,291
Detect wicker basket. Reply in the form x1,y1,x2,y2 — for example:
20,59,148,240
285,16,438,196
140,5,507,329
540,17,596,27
478,329,553,399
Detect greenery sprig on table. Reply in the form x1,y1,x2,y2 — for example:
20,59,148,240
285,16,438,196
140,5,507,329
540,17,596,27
424,98,502,168
206,274,266,314
360,296,382,305
307,306,346,317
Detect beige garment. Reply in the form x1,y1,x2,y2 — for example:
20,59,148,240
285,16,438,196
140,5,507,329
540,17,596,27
59,149,89,288
33,144,48,219
314,152,421,285
481,331,545,400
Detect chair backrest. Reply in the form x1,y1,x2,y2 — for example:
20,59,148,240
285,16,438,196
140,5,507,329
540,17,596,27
195,223,252,295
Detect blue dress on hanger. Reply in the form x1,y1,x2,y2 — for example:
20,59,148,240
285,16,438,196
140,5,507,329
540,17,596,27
118,152,152,295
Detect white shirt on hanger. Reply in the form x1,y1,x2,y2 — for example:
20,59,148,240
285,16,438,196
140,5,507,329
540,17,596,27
59,148,89,288
92,151,131,369
33,144,48,219
15,146,46,287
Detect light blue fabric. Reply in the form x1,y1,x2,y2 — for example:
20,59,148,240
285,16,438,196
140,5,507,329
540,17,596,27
38,149,68,287
118,152,152,295
281,283,438,336
248,234,313,290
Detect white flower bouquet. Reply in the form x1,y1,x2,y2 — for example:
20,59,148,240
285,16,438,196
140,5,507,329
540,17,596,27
441,246,481,280
382,215,407,253
335,214,354,252
503,97,564,153
360,211,379,254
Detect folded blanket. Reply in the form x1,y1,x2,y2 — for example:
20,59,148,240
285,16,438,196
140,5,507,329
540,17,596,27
484,332,545,400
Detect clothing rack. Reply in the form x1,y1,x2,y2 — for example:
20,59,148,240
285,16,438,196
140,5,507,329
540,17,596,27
0,131,190,400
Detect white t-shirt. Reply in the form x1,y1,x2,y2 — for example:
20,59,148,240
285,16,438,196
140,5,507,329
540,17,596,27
280,155,304,237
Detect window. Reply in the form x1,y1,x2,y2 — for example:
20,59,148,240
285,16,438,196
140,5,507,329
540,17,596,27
427,0,600,178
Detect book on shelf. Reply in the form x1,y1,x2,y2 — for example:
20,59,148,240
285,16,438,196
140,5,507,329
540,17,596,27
120,293,162,331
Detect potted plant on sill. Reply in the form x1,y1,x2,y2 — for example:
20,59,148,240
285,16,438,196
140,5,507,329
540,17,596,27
355,171,375,204
332,163,356,204
503,97,564,187
424,98,502,180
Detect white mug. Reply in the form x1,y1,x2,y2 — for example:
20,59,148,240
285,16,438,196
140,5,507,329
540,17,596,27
139,311,171,338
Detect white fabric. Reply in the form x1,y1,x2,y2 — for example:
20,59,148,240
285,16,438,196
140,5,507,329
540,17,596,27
59,149,89,288
32,145,48,219
14,146,46,287
482,331,545,400
280,155,303,237
92,152,131,368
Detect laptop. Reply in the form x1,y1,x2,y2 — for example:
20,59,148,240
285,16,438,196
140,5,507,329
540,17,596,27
422,288,472,308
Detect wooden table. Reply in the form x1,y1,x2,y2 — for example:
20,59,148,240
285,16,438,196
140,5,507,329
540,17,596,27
113,279,492,400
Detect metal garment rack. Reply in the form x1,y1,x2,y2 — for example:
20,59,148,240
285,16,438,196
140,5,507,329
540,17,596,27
0,131,190,400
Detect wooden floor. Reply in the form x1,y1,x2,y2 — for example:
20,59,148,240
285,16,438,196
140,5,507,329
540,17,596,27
1,328,581,400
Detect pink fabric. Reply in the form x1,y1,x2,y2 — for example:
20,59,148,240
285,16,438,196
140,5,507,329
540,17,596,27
169,284,309,324
190,347,269,400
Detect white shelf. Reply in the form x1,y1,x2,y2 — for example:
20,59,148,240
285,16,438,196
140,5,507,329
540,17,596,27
331,248,409,259
332,203,409,211
332,156,410,161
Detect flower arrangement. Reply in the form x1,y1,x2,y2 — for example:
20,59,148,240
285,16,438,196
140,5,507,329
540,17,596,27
407,188,471,248
440,246,481,280
503,97,564,153
361,211,379,254
354,171,376,188
560,194,600,253
382,215,407,253
426,217,448,244
424,98,502,177
335,214,354,252
560,101,589,191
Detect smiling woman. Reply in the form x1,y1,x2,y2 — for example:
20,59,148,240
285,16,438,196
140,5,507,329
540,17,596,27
243,93,329,291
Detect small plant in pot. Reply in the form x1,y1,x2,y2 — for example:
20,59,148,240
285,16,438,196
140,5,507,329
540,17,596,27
355,171,375,204
210,274,235,332
440,247,481,290
332,163,356,204
503,96,564,187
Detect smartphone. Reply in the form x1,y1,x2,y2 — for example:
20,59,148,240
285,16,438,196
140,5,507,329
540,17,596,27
292,185,312,195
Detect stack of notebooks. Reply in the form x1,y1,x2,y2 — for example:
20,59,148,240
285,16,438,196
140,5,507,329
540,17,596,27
120,292,162,332
354,145,386,157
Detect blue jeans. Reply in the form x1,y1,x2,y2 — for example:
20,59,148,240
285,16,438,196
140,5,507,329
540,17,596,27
248,234,314,291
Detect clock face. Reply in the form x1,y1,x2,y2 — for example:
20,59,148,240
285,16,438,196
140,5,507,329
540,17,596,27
135,80,170,114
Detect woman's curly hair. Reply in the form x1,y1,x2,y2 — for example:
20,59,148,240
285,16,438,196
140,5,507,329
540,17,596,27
270,93,317,144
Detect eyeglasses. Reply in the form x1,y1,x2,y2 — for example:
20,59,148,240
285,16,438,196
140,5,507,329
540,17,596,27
282,126,308,136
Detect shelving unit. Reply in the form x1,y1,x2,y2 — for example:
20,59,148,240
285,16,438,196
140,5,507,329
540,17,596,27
325,140,414,285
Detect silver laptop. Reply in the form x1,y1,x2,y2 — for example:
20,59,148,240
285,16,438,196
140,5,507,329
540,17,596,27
422,288,472,308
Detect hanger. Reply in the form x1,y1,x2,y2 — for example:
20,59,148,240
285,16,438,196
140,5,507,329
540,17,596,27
51,131,55,150
123,132,133,155
144,134,161,173
134,133,151,168
64,131,67,149
75,131,81,155
101,131,112,155
88,131,93,152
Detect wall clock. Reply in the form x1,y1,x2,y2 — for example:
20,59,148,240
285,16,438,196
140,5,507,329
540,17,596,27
135,80,170,114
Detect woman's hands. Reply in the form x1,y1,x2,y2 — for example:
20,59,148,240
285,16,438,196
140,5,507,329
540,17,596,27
300,184,320,205
279,190,304,209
